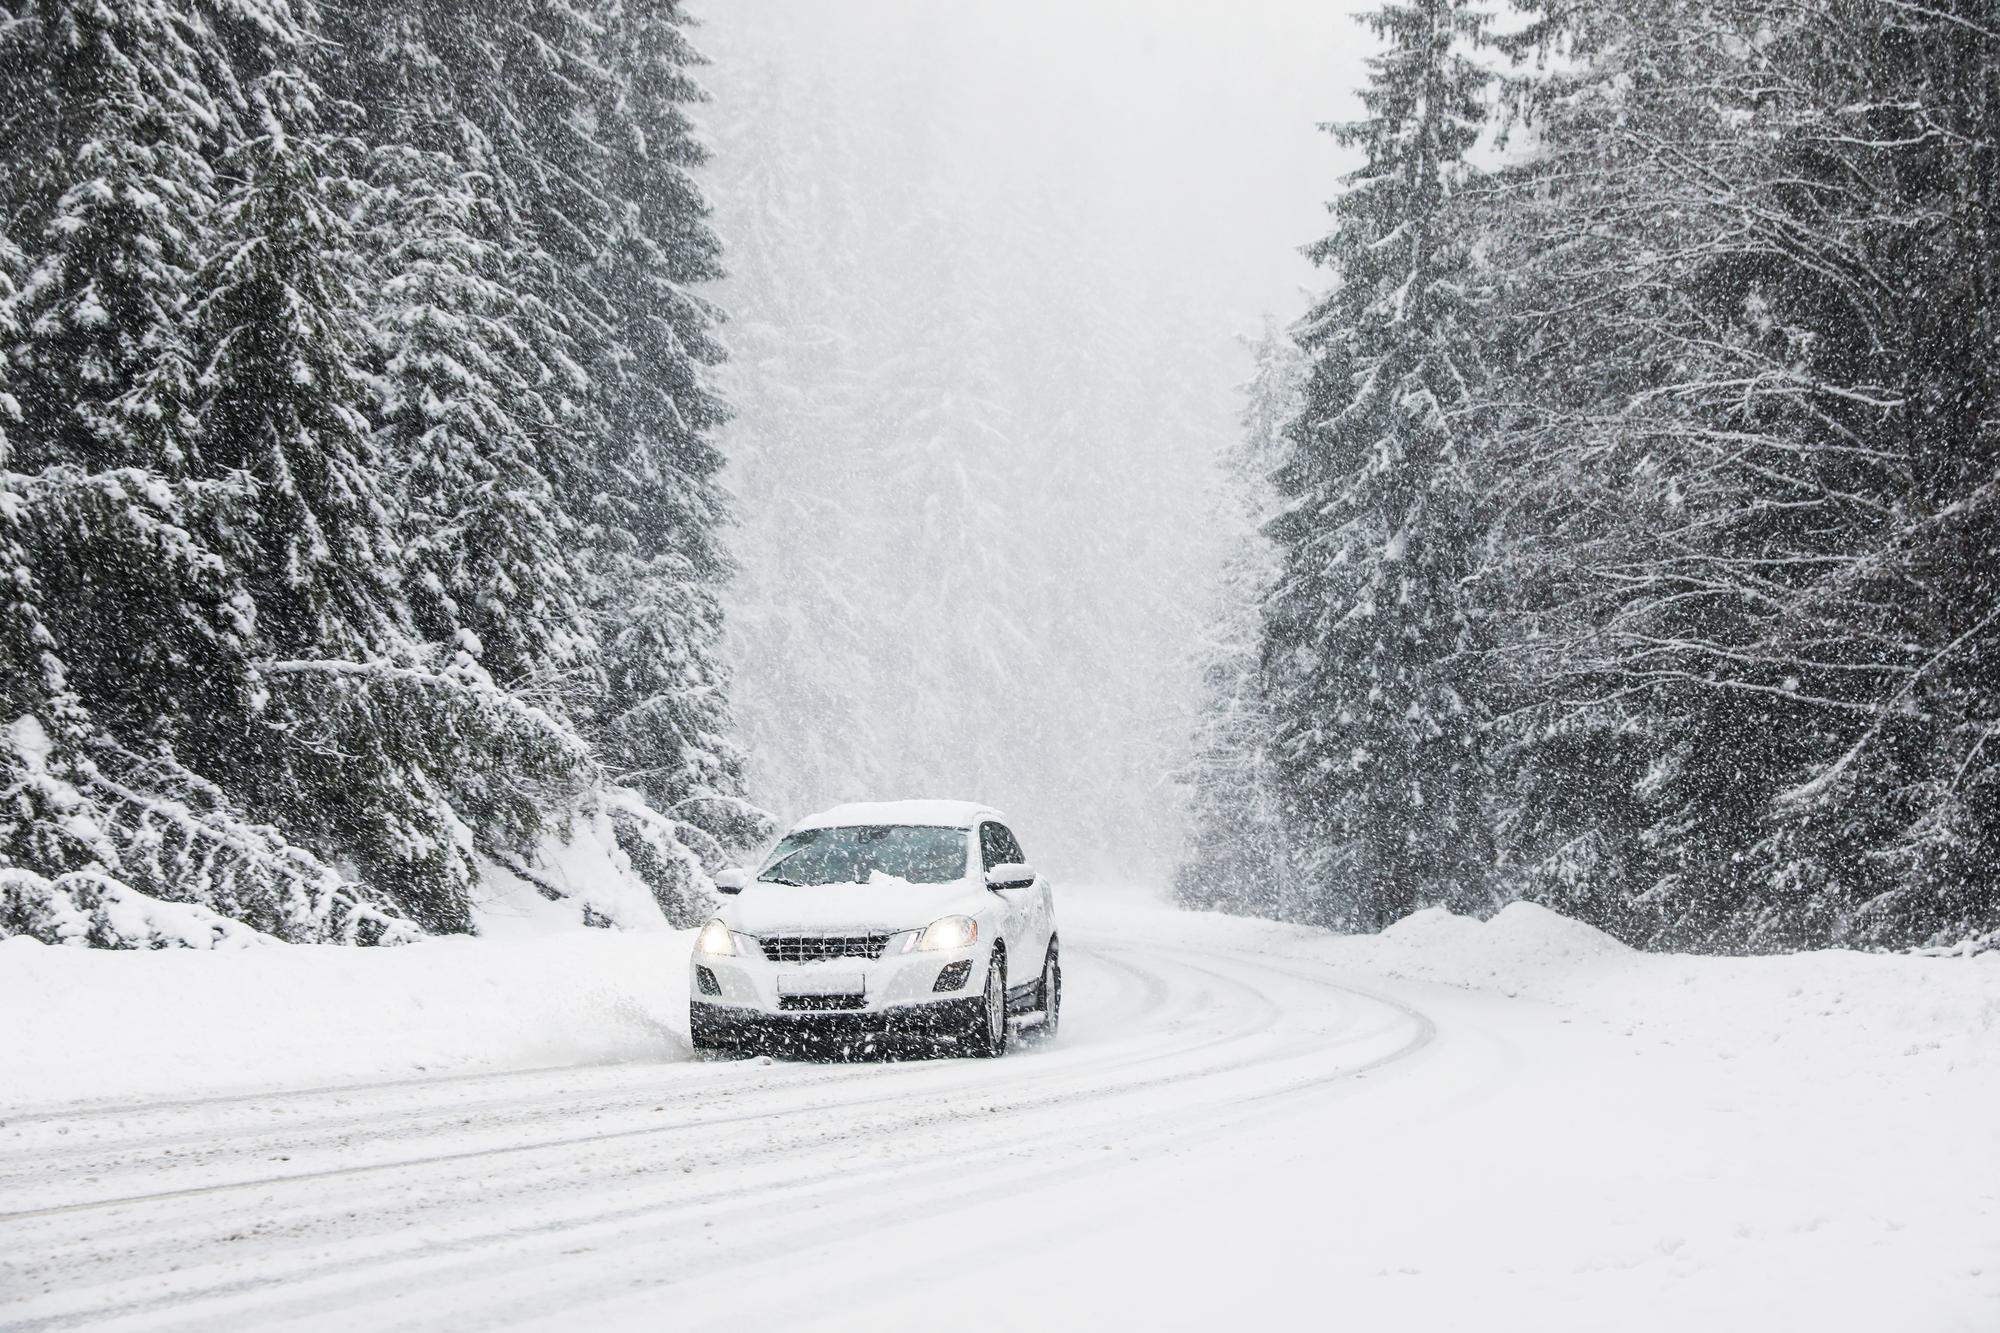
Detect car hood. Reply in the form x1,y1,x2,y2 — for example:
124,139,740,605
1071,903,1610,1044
720,878,988,936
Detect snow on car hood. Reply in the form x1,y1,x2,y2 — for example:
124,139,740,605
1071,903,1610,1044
720,873,988,936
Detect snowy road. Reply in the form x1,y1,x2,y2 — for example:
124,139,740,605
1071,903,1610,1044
3,894,1995,1331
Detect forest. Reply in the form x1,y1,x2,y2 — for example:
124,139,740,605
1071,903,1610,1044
1179,0,2000,951
0,0,1994,954
0,0,768,946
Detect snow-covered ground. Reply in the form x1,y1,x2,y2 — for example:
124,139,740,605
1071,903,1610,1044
2,886,1995,1330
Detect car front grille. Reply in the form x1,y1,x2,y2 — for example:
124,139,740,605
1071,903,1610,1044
758,932,894,964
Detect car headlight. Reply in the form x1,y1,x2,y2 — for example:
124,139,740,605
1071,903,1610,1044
695,918,737,957
910,914,978,952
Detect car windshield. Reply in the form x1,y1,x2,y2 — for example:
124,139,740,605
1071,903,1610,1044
757,825,969,886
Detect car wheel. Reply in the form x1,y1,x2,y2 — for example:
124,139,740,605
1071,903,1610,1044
966,953,1009,1058
1038,943,1061,1039
688,1005,729,1055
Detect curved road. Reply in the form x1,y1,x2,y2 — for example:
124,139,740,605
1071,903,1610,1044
0,915,1475,1331
6,896,1992,1332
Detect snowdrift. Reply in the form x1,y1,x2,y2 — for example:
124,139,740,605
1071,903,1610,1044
1214,898,2000,1078
0,928,693,1109
0,810,711,1108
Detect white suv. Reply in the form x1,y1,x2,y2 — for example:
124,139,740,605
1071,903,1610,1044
689,801,1060,1057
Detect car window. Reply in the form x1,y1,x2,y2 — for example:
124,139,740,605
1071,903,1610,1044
980,822,1027,869
978,823,1004,870
758,825,970,885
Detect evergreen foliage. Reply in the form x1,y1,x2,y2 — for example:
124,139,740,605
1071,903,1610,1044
0,0,763,945
1192,0,2000,951
1483,0,2000,950
1175,322,1304,919
1260,0,1500,932
592,0,753,848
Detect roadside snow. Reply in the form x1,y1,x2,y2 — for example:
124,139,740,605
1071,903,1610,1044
0,929,691,1110
1263,899,1999,1077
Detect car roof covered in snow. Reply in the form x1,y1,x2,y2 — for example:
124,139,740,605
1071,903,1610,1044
790,800,1005,832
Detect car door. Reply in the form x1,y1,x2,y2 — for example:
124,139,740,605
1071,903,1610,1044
978,821,1050,981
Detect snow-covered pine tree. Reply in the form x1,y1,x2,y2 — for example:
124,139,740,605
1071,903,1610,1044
463,0,615,514
184,63,441,913
326,0,598,525
1480,0,1826,948
1726,0,2000,950
186,64,585,933
593,0,771,912
0,0,215,477
347,3,591,703
187,68,397,661
1175,320,1305,917
1261,0,1499,931
1,0,767,947
0,0,409,947
1486,0,2000,950
0,0,237,754
0,218,92,905
1845,3,2000,947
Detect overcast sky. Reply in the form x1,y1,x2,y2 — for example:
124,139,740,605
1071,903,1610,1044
696,0,1377,341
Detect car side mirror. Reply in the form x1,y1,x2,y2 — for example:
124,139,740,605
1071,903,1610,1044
985,862,1036,891
714,867,750,895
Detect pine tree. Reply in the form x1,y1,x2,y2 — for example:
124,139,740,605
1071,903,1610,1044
1262,0,1499,931
355,17,590,699
190,71,397,658
366,148,599,857
465,0,615,514
1486,0,2000,950
0,221,92,886
1,0,764,948
0,0,248,760
186,66,478,928
592,0,766,872
0,0,215,476
1176,320,1305,916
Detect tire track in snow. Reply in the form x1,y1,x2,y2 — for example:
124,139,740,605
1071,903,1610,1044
0,911,1174,1188
0,941,1187,1220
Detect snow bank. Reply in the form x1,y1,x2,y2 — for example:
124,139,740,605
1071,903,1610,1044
0,928,692,1110
1377,900,1629,977
1187,896,2000,1078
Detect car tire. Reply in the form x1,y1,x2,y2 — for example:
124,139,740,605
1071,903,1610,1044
1038,942,1061,1039
688,1005,728,1055
966,952,1009,1058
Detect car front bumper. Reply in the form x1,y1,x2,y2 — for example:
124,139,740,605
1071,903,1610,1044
690,995,984,1049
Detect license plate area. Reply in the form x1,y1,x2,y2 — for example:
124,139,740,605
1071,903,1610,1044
777,972,866,997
